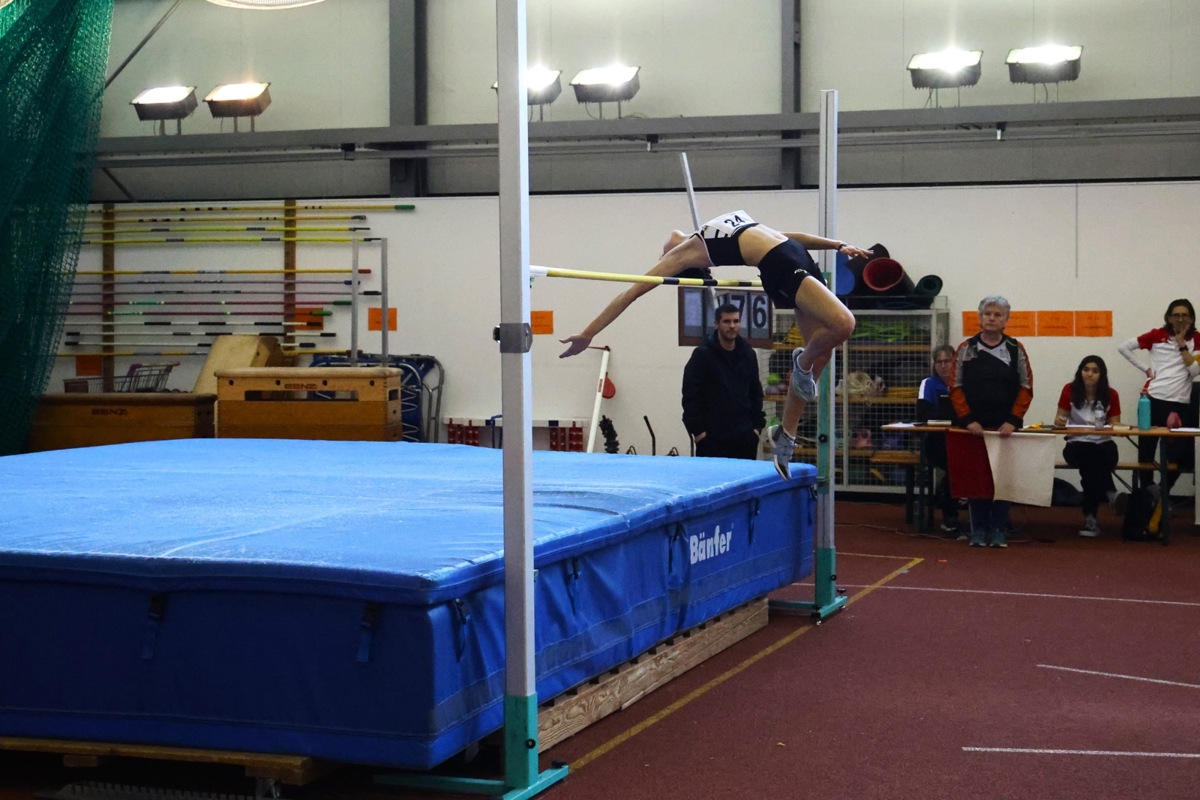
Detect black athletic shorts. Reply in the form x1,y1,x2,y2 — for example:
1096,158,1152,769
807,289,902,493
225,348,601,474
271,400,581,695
757,239,825,309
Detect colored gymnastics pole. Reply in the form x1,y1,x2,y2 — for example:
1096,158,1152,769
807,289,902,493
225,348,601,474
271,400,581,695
86,203,415,214
83,214,367,224
81,236,381,245
76,268,370,276
81,225,372,234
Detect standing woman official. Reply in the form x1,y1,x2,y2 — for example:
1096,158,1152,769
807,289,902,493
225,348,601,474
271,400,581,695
949,295,1034,548
1117,299,1200,495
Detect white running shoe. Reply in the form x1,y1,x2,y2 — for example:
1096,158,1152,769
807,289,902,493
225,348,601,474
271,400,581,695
790,347,818,402
766,425,796,480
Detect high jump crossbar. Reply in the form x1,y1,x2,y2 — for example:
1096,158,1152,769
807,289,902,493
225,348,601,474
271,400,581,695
529,265,760,288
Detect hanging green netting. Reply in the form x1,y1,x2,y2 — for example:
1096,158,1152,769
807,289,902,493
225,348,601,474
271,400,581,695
0,0,113,455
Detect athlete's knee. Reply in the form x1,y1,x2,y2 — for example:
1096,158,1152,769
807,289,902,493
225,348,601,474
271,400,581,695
832,309,856,342
662,230,688,255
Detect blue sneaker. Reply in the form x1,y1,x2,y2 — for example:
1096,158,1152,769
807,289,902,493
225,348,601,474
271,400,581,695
790,347,818,402
969,531,986,547
989,529,1008,548
766,424,795,480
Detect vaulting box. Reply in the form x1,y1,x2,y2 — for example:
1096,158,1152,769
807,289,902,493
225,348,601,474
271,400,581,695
216,366,403,441
26,393,216,452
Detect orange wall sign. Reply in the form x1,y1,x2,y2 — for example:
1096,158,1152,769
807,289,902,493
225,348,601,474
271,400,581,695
1003,311,1036,337
1075,310,1113,337
75,355,103,376
531,310,554,335
368,307,397,332
961,309,1113,338
1036,311,1074,336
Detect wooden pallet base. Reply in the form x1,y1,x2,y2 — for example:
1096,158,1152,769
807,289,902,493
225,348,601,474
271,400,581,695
537,597,769,751
0,736,331,787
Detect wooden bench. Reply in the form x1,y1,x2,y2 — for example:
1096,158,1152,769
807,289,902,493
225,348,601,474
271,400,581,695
1055,460,1178,491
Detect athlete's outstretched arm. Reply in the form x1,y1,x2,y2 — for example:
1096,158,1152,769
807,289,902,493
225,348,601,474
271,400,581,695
781,232,872,259
559,236,709,358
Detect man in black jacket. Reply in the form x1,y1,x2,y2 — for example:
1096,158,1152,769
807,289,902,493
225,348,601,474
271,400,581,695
682,303,766,460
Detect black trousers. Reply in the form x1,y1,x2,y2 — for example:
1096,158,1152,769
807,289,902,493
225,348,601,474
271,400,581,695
1136,397,1196,489
1062,440,1119,515
696,432,760,461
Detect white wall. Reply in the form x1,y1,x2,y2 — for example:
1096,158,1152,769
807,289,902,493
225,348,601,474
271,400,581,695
102,0,1200,137
425,0,782,123
65,180,1200,462
103,0,391,137
801,0,1200,111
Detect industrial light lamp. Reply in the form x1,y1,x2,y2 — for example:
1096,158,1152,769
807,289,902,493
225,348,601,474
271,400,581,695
492,67,563,120
906,50,983,89
131,85,198,134
1006,45,1083,84
570,65,640,118
204,82,271,131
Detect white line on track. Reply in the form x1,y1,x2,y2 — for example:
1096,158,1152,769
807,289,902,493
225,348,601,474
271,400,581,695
963,747,1200,759
834,583,1200,608
1037,663,1200,689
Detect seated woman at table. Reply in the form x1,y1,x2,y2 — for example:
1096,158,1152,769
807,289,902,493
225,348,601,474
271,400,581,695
1054,355,1122,538
917,344,962,535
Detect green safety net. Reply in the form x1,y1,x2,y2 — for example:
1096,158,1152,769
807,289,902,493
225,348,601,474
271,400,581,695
0,0,113,455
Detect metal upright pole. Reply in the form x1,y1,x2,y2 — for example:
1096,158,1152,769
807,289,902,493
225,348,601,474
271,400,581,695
813,89,847,619
379,238,390,362
679,152,717,313
376,3,567,796
495,0,567,795
374,4,561,796
349,238,360,365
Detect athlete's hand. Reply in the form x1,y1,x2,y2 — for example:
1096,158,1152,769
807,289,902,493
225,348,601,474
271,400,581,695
838,243,874,260
559,335,592,358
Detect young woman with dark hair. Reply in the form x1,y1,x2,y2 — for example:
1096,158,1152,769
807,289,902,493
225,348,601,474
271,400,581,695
1054,355,1122,537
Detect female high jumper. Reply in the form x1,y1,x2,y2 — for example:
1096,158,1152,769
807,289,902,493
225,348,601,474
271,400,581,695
560,210,870,479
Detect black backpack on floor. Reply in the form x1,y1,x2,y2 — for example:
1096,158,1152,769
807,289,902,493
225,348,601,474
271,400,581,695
1121,488,1158,542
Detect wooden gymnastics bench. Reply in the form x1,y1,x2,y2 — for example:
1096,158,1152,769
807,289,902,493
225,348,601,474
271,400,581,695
1055,460,1180,491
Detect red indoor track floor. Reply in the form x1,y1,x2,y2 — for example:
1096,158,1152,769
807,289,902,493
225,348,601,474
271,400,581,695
3,500,1198,800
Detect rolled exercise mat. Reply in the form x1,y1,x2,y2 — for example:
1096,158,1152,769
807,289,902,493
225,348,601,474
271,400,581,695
861,257,915,295
914,274,943,298
845,243,889,296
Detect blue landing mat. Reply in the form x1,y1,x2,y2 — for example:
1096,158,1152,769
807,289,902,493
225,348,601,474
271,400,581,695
0,439,815,768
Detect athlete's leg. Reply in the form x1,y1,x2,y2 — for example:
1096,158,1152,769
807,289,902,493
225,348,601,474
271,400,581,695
781,278,855,436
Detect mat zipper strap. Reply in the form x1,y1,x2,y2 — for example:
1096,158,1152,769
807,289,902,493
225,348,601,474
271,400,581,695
452,598,471,660
668,523,685,573
356,602,382,664
748,497,761,545
139,593,167,661
567,557,581,614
